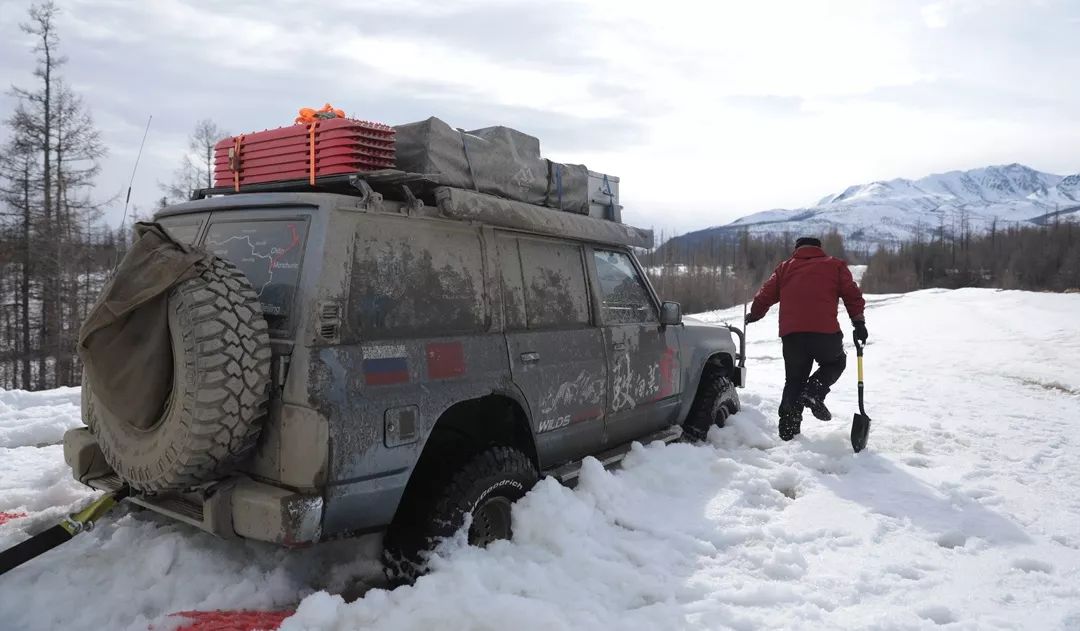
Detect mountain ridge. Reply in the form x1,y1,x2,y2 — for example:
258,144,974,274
672,163,1080,252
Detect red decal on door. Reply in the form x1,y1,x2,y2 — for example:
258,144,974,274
657,346,677,398
427,341,466,379
571,406,604,423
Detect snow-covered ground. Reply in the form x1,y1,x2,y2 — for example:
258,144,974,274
2,288,1080,630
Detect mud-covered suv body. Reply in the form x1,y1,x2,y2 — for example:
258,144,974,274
64,182,745,546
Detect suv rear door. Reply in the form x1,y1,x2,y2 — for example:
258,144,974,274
495,232,606,467
588,247,682,445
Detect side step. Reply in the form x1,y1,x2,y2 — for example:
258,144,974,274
87,474,207,531
545,425,682,487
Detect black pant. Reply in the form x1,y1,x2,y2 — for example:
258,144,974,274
780,332,846,417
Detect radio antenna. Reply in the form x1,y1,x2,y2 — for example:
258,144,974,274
113,115,152,270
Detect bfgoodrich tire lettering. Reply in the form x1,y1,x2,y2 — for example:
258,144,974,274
85,257,272,493
383,446,538,582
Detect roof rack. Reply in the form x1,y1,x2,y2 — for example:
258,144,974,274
188,169,653,248
189,170,440,201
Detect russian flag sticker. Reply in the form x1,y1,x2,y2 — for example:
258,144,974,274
362,345,410,385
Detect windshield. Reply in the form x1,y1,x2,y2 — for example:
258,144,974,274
202,218,310,334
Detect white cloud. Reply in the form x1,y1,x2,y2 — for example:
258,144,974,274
922,3,950,28
1,0,1077,235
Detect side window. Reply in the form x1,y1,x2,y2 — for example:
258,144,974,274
498,235,590,329
592,250,657,325
519,238,590,328
350,219,486,337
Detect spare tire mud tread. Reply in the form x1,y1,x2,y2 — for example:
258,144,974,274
86,257,272,493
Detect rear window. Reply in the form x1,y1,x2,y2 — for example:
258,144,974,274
157,216,204,245
203,219,310,334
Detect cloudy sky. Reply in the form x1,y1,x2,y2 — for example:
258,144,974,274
1,0,1078,233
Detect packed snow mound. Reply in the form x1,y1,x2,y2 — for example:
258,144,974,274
675,163,1080,251
0,387,82,448
3,289,1080,630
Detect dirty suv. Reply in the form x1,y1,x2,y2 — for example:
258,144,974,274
64,176,746,576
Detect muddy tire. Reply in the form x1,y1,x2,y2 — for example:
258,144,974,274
383,446,538,582
85,257,272,493
685,364,740,432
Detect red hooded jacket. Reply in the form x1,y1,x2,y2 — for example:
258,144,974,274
749,246,865,337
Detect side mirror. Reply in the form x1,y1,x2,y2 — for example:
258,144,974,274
659,301,682,326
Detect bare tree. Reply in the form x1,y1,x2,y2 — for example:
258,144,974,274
161,118,228,203
3,1,108,389
191,118,227,189
11,1,65,387
0,135,38,389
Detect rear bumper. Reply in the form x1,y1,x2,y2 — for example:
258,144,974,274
62,427,323,546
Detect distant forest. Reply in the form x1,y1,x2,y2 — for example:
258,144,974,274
642,219,1080,315
859,218,1080,294
640,229,854,314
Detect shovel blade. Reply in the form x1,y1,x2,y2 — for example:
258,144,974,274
851,413,871,453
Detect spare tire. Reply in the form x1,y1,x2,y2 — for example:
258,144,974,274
85,256,272,493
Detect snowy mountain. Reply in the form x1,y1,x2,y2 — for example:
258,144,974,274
677,164,1080,251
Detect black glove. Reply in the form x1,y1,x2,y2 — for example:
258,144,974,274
853,320,868,344
745,312,764,325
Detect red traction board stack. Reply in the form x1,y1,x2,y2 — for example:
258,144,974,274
213,117,395,190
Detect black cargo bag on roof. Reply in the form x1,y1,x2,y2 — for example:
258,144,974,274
394,116,590,214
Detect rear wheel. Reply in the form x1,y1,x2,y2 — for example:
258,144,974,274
383,445,537,582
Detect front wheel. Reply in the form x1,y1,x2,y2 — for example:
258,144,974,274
683,365,741,439
383,446,537,582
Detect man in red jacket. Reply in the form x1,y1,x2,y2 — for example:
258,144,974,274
745,237,867,441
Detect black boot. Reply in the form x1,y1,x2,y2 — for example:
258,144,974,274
799,379,832,421
778,411,802,441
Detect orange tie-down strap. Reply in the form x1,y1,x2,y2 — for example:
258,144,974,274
230,135,244,191
295,103,345,124
308,121,318,185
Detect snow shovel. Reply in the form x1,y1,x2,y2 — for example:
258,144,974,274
851,337,870,453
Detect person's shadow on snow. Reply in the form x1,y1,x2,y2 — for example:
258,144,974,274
799,435,1032,546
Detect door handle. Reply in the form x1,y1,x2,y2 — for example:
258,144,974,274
612,343,627,352
519,352,540,363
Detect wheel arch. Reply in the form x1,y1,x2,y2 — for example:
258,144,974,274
391,392,538,525
678,348,739,423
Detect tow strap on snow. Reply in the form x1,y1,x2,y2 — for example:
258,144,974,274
167,609,295,631
0,486,129,577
